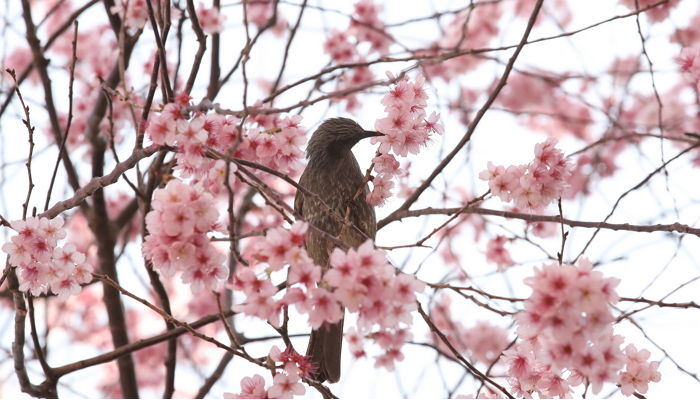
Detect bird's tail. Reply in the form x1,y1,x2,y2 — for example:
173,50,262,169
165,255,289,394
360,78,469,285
306,317,344,383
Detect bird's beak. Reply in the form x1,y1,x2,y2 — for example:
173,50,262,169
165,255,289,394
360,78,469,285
363,130,384,138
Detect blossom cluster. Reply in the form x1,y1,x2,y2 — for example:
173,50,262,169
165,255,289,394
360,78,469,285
425,3,502,80
323,0,391,63
246,0,287,35
142,179,227,293
430,295,510,365
324,240,425,370
368,74,443,206
676,47,700,89
146,98,306,185
479,138,572,211
618,344,662,396
110,0,149,31
485,235,515,271
348,0,392,55
2,216,91,299
619,0,680,22
496,73,592,140
196,3,227,34
224,345,313,398
322,1,392,111
232,222,321,328
233,229,425,371
502,260,660,397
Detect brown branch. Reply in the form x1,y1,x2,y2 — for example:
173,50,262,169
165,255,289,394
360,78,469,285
381,191,490,250
44,21,79,212
20,0,82,194
53,310,234,377
428,283,525,303
145,0,174,102
6,69,35,221
89,164,140,397
619,297,700,310
216,0,280,98
195,352,234,398
206,0,222,100
7,262,57,397
269,0,308,95
184,0,208,94
379,205,700,237
92,273,266,367
633,0,665,163
26,296,53,380
41,145,158,219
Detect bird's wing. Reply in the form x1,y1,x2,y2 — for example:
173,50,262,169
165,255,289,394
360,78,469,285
294,176,304,218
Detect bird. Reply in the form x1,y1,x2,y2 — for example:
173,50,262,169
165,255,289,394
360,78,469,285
294,117,381,383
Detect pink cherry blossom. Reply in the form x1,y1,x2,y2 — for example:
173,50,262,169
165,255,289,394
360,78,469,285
270,346,317,380
268,371,304,398
324,240,424,368
245,0,287,34
480,139,572,211
143,179,227,292
307,287,343,329
485,235,514,271
504,259,660,396
430,296,510,366
619,0,680,22
196,3,226,34
287,254,321,288
110,0,148,31
368,74,442,204
349,0,392,55
226,374,268,399
324,29,357,63
2,216,89,299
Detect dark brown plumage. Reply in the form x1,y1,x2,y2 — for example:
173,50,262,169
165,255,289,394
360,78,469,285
294,117,381,383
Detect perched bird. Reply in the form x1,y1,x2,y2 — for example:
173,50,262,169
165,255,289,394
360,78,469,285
294,117,381,383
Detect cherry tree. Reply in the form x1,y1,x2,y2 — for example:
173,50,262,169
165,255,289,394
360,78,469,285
0,0,698,398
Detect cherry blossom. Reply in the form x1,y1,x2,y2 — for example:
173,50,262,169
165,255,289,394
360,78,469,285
225,347,308,398
619,0,681,22
270,346,317,380
504,259,661,397
323,29,357,63
348,0,392,55
110,0,149,31
368,73,443,205
268,372,304,398
246,0,287,35
196,3,227,35
325,240,425,369
485,235,515,271
618,344,661,396
143,179,226,293
676,47,700,88
479,138,572,211
225,374,268,399
430,295,510,365
2,216,91,299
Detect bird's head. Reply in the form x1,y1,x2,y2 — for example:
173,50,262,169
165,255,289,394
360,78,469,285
305,117,382,163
